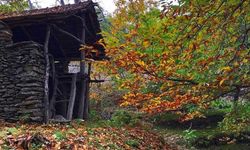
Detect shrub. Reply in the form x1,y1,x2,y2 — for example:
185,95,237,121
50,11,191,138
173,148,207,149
211,99,233,111
89,110,101,121
149,112,180,124
183,129,197,145
110,110,132,127
53,131,66,141
218,103,250,134
125,139,140,148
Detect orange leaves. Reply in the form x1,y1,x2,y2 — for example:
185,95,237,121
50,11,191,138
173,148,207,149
101,0,250,119
181,111,205,122
113,50,150,74
122,90,203,115
79,44,100,59
121,92,154,108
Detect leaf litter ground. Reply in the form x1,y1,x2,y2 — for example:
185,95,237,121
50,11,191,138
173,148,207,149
0,120,169,150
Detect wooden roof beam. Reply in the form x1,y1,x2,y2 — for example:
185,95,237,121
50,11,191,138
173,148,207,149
51,30,67,60
72,15,95,39
52,24,84,44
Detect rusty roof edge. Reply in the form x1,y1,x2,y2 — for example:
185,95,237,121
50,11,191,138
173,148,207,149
0,1,94,20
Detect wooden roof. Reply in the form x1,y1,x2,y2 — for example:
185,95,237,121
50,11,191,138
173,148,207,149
0,0,105,60
0,1,92,20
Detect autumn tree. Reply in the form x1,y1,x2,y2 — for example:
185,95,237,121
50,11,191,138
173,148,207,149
102,0,250,120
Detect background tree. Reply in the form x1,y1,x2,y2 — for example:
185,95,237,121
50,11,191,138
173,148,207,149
0,0,29,13
102,0,250,120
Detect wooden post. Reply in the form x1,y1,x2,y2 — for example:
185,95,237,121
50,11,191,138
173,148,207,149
44,25,51,123
67,73,77,120
77,20,87,119
49,77,58,118
83,63,91,118
49,56,57,118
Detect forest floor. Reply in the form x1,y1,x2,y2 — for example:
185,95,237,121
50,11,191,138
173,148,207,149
1,117,250,150
0,120,169,150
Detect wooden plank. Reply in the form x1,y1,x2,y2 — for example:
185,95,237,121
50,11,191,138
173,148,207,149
44,25,51,123
90,79,106,83
67,73,77,120
55,100,69,103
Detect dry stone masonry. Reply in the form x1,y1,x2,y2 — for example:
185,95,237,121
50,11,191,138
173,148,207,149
0,21,45,122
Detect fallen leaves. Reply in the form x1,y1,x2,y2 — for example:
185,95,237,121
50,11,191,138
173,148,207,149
0,121,168,150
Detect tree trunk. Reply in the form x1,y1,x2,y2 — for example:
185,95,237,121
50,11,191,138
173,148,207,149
233,86,241,114
74,0,81,4
27,0,33,9
60,0,65,5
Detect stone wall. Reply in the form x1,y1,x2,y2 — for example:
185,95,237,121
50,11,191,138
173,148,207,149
0,21,45,122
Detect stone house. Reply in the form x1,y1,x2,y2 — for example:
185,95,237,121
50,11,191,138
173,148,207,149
0,1,105,122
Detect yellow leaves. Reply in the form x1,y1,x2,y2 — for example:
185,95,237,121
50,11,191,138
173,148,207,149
203,95,209,99
135,60,146,67
181,111,205,122
233,62,239,67
120,101,130,107
143,40,151,48
221,66,231,72
242,58,248,63
197,32,203,42
150,97,162,105
124,33,132,39
219,78,226,86
79,45,93,51
122,92,155,108
188,43,194,50
231,36,238,42
197,18,203,24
